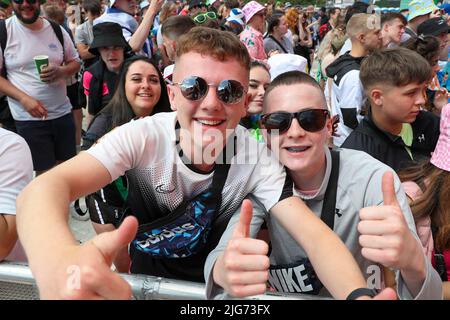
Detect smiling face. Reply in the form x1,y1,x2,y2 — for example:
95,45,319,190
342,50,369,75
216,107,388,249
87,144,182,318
263,83,331,176
125,60,162,118
13,0,40,24
168,51,249,168
385,18,405,45
99,46,125,73
247,65,270,115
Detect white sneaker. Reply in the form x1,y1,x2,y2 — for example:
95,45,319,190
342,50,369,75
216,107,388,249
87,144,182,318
70,200,90,221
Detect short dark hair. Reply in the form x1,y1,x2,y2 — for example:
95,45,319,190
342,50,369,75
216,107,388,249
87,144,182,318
328,7,339,16
381,12,407,27
263,71,326,112
224,0,239,10
360,47,432,91
251,60,269,73
161,15,196,40
344,1,369,24
82,0,101,16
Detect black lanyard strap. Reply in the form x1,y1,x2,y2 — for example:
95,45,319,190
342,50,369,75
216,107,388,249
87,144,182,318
320,150,340,230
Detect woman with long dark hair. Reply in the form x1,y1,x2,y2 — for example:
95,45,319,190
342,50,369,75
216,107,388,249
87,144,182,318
79,55,171,271
399,105,450,299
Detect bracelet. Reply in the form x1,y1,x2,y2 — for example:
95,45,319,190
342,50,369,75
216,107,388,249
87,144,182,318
346,288,378,300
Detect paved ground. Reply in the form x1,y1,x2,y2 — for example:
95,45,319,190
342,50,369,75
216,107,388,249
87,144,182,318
69,198,96,243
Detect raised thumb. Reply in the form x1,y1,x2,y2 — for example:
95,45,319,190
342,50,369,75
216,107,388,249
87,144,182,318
232,199,253,239
92,216,138,262
382,171,399,207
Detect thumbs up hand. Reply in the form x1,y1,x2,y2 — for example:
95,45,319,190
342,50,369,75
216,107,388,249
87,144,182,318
213,199,270,298
37,216,138,300
358,172,420,270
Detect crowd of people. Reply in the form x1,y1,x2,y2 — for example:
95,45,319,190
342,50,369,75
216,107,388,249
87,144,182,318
0,0,449,301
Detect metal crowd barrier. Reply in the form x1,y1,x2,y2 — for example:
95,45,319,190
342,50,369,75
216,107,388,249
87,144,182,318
0,261,323,300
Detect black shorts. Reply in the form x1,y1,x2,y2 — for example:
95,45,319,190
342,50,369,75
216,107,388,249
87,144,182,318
15,113,76,171
67,82,82,110
78,80,87,109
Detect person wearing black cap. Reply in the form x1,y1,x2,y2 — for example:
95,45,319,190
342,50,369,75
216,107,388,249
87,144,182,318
82,22,132,124
417,17,449,59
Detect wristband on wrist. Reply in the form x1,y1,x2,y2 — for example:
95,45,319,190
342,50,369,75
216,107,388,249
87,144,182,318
346,288,378,300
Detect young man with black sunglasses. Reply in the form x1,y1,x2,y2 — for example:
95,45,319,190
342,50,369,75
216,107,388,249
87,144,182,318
206,71,442,300
17,27,393,300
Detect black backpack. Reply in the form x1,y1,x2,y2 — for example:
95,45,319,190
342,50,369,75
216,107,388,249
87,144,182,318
0,18,64,131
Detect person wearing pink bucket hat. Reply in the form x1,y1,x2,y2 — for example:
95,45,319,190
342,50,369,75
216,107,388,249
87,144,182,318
400,104,450,298
240,1,267,60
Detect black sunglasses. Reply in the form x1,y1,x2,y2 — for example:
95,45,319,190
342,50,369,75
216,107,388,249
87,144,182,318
173,76,246,105
261,109,330,134
12,0,38,4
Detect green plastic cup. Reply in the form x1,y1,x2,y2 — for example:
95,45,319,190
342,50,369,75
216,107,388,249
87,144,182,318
33,55,49,76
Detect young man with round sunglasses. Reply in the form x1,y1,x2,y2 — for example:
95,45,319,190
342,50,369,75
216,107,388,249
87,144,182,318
18,27,393,300
206,71,442,300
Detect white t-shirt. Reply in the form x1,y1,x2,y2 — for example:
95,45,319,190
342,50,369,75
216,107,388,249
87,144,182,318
87,112,290,221
0,128,33,215
0,16,80,121
0,128,33,262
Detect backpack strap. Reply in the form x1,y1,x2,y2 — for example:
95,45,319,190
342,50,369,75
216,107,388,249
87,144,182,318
0,19,7,78
46,19,65,62
268,35,289,54
320,149,340,230
0,19,65,79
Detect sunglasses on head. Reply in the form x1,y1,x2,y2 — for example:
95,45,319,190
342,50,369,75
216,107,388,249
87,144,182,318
173,76,246,105
261,109,330,134
193,11,216,24
12,0,38,4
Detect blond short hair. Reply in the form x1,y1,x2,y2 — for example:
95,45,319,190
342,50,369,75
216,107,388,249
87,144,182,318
346,13,380,39
176,27,251,71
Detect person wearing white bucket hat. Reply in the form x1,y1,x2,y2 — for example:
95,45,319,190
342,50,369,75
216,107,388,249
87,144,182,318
267,53,307,81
